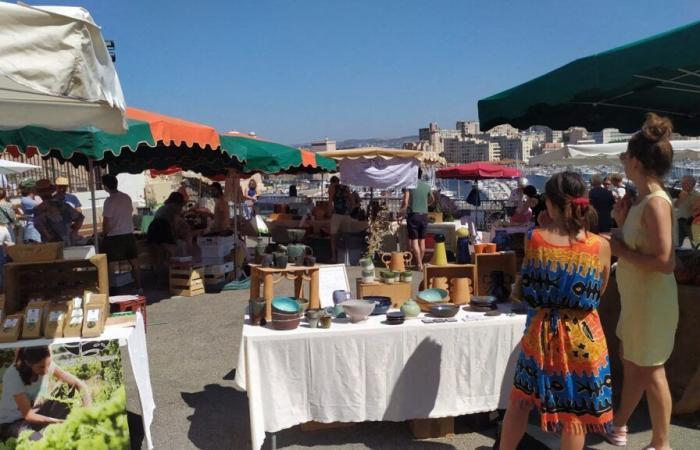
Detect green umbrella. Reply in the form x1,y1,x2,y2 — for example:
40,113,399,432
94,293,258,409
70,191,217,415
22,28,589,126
478,20,700,135
220,134,336,174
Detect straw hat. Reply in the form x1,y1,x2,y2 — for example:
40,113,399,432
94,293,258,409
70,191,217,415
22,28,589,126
35,179,56,194
55,177,70,186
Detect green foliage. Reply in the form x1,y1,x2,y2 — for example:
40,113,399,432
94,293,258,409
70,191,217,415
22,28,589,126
15,387,129,450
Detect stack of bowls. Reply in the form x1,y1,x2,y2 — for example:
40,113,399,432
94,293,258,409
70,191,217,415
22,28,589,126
468,295,498,312
364,296,391,315
416,288,449,312
385,311,405,325
271,296,301,330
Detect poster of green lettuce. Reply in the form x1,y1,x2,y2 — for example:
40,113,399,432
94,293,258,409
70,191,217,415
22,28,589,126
0,340,129,450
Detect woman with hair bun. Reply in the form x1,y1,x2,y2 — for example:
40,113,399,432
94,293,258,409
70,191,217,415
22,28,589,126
607,113,677,450
498,171,612,450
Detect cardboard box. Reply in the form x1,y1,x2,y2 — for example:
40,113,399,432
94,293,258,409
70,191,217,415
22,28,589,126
22,301,46,339
44,302,69,339
63,296,84,338
82,292,107,338
0,314,23,343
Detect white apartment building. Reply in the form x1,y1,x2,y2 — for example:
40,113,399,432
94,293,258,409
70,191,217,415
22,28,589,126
487,123,519,137
457,120,481,135
590,128,633,144
567,127,588,144
443,138,501,163
310,138,336,152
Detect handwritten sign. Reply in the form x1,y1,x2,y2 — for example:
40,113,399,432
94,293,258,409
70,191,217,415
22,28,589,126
318,264,350,308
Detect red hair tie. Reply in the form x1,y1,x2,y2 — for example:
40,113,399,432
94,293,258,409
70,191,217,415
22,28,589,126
571,197,590,206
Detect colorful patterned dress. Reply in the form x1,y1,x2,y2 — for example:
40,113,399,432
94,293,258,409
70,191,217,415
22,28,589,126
511,229,613,434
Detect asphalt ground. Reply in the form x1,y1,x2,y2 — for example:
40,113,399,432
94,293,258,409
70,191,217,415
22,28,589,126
122,267,700,450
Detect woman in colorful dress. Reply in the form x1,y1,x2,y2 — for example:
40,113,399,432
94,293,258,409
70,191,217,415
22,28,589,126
608,113,677,450
498,171,613,450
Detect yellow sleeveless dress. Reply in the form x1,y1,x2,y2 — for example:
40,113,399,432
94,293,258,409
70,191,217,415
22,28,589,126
616,189,678,367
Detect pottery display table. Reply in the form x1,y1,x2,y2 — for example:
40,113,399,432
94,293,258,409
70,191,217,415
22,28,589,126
249,264,320,321
355,279,412,308
234,305,526,450
421,263,477,290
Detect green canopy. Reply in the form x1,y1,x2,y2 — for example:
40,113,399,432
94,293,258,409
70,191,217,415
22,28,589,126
478,20,700,135
220,135,336,174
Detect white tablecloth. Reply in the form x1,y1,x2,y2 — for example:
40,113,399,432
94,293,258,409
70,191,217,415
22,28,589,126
0,314,155,449
234,305,526,450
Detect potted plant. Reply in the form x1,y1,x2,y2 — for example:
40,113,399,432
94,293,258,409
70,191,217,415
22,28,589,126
400,270,413,283
382,271,397,284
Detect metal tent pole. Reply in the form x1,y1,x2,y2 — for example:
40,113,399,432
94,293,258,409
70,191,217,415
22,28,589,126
87,158,99,252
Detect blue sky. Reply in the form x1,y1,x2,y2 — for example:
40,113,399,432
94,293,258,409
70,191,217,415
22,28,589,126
33,0,700,144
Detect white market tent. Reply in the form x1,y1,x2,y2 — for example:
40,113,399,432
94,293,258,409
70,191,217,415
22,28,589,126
529,140,700,167
0,2,126,133
0,159,39,175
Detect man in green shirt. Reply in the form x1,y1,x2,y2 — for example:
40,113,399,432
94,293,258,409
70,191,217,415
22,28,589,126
401,168,434,270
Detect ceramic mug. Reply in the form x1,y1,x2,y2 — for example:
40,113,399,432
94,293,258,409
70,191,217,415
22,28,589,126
261,253,274,268
249,298,266,325
484,243,498,253
294,255,305,266
474,243,488,254
333,290,351,305
274,253,288,269
303,255,316,267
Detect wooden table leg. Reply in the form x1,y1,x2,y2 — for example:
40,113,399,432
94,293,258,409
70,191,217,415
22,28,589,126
263,273,274,322
294,275,304,300
309,268,320,310
250,268,260,299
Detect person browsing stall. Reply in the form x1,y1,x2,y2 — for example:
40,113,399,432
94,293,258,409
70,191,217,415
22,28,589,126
18,180,42,243
589,174,616,233
328,176,355,263
675,175,698,246
0,346,90,441
606,114,678,450
499,171,611,450
33,179,84,246
101,174,142,294
401,168,433,270
53,177,82,213
210,182,231,232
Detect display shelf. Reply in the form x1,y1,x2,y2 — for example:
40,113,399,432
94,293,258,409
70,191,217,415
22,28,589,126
421,263,477,291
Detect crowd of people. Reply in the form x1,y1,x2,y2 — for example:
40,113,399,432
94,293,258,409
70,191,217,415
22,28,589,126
499,113,680,450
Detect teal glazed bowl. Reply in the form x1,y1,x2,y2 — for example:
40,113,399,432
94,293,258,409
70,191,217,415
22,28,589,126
417,288,449,303
272,296,300,314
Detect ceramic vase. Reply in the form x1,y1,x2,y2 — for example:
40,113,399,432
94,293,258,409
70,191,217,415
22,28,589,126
401,299,421,318
249,298,266,325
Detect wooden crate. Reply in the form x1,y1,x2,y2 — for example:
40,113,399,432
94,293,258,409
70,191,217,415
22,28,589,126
356,279,412,308
421,264,477,291
409,417,454,439
169,264,205,297
6,243,63,263
474,252,518,296
4,254,109,314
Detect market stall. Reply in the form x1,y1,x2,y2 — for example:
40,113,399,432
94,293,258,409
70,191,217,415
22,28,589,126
234,305,525,450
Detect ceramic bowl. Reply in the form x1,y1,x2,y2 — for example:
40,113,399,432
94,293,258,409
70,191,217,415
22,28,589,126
417,288,449,303
341,299,376,323
470,295,497,307
429,303,459,318
364,296,391,315
272,311,300,321
305,308,324,320
271,316,301,331
272,296,300,314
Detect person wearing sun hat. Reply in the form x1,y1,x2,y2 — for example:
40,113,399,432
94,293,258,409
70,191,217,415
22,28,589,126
33,179,84,246
53,177,82,213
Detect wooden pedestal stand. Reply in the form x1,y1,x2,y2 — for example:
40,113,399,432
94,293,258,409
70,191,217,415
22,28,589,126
249,264,320,321
356,279,412,308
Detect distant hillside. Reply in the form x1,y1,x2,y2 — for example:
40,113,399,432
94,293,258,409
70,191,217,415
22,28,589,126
297,135,418,149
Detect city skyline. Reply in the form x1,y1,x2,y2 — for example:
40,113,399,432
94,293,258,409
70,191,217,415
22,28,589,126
34,0,700,144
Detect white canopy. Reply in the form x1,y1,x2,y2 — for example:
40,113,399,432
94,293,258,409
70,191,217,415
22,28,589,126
0,159,40,175
0,3,127,133
529,140,700,166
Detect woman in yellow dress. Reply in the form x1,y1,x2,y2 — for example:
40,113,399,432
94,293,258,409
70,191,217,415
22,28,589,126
608,113,678,450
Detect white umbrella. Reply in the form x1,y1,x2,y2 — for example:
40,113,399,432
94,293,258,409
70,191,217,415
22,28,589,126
0,159,40,175
529,140,700,167
0,3,126,133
